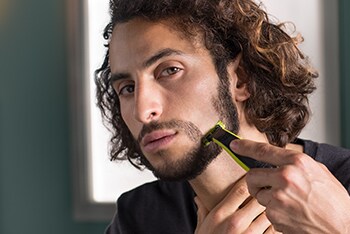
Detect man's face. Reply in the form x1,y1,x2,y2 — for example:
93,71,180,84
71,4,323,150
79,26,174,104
109,18,239,180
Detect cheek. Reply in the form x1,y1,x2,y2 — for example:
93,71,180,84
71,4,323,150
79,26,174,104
120,102,130,120
120,102,139,138
172,76,221,129
190,75,219,109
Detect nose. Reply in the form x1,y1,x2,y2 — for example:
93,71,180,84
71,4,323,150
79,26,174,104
133,81,163,123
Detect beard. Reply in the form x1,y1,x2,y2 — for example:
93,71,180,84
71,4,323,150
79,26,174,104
136,120,220,181
132,75,240,181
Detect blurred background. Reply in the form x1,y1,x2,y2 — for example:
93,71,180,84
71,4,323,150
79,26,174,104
0,0,349,233
0,0,109,233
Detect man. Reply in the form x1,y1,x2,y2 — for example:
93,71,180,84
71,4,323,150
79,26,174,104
95,0,350,233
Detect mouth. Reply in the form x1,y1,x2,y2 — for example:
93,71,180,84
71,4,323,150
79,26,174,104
141,130,177,153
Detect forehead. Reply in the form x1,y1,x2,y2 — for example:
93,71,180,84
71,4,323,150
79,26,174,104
109,18,205,72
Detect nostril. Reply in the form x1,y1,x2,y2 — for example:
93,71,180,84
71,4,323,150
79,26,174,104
148,111,157,120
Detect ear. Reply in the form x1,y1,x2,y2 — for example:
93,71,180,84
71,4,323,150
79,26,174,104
228,53,250,102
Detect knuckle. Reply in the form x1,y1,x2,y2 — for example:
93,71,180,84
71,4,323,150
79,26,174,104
278,166,295,185
227,215,243,231
278,165,306,189
211,210,226,223
318,162,329,172
289,153,308,168
234,183,249,196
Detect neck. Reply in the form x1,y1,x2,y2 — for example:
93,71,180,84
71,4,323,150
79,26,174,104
188,151,246,211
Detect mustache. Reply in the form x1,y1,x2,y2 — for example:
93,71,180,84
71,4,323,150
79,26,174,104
137,120,203,143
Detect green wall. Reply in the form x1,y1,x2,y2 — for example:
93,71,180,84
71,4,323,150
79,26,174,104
340,0,350,148
0,0,108,233
0,0,349,233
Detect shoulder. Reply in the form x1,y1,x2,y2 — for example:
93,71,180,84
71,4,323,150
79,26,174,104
106,180,197,234
301,138,350,166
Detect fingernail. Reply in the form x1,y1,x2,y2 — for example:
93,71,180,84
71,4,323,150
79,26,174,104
230,140,239,150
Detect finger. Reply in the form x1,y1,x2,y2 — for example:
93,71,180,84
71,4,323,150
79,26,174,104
255,187,273,207
244,212,271,234
230,139,297,166
236,198,266,228
264,225,282,234
194,196,209,225
247,164,312,202
214,175,250,215
246,168,280,197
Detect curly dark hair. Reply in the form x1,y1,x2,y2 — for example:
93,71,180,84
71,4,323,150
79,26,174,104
95,0,317,168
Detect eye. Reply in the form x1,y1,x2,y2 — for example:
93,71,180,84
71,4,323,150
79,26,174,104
118,84,135,96
158,67,183,78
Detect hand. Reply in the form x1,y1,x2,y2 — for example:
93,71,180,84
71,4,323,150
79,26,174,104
195,176,279,234
230,139,350,233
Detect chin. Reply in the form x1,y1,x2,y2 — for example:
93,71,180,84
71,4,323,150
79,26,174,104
144,141,222,181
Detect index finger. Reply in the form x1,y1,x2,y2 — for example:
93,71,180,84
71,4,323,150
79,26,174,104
230,139,298,167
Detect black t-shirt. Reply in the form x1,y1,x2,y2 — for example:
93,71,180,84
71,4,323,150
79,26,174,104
105,139,350,234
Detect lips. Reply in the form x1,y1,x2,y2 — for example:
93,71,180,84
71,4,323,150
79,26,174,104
141,130,177,153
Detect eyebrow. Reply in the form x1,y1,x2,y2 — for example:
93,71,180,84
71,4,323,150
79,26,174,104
110,48,184,82
143,48,183,68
